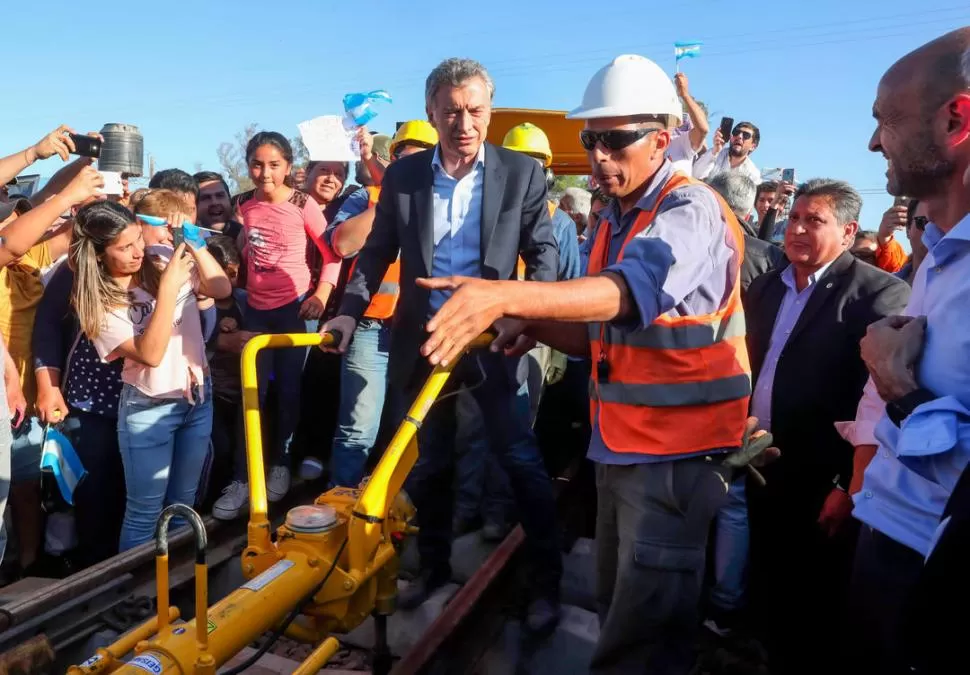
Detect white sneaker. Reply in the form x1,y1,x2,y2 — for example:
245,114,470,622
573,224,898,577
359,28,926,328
300,456,324,481
268,465,291,502
212,481,249,520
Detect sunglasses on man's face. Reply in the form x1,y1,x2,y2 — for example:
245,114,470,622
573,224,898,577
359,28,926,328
731,129,754,141
913,215,928,231
580,128,658,152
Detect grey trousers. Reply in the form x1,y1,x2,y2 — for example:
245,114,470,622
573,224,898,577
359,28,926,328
592,457,732,675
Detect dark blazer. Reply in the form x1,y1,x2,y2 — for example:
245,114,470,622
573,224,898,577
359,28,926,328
744,251,910,509
339,142,558,389
742,234,786,295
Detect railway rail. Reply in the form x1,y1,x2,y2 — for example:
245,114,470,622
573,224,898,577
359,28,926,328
0,457,585,675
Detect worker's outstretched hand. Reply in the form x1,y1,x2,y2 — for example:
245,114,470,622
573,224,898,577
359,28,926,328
418,276,506,366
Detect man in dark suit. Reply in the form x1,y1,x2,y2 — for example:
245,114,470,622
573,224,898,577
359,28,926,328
743,179,909,674
321,57,561,632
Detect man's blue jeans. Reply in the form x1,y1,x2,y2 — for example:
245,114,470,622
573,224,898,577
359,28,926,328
709,475,749,612
117,383,213,551
330,319,390,488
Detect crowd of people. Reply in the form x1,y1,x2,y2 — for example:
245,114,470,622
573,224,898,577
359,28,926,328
0,25,968,675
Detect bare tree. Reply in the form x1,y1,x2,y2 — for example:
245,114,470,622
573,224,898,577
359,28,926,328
217,123,259,193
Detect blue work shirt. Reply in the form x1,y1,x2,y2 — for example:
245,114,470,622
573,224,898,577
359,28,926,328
324,188,371,252
551,207,581,281
749,260,835,432
587,159,742,465
428,144,485,315
853,213,970,556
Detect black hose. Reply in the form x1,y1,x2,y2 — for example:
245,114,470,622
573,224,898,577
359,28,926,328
220,537,348,675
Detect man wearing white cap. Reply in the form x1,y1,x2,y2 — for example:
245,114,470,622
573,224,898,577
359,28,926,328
417,55,768,673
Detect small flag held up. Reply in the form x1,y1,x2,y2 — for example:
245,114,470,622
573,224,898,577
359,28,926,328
674,41,702,62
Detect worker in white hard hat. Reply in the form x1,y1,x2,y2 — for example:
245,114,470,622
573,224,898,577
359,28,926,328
416,54,776,674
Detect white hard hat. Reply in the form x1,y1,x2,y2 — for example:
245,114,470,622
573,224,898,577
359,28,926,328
567,54,682,124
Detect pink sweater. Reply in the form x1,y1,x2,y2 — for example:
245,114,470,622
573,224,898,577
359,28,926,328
240,189,340,310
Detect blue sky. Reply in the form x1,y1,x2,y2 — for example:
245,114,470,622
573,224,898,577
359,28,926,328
4,0,969,230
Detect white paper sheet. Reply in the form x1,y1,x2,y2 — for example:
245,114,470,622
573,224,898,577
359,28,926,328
297,115,360,162
97,170,124,195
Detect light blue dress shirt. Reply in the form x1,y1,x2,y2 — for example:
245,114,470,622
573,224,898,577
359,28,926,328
428,144,485,315
749,259,836,432
853,213,970,556
550,207,581,281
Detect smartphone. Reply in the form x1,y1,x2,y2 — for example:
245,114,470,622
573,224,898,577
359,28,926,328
718,116,734,141
172,226,184,249
781,168,796,184
69,134,101,159
893,195,910,207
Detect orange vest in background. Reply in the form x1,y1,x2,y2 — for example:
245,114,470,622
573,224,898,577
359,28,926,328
515,201,559,280
586,173,751,456
350,186,400,320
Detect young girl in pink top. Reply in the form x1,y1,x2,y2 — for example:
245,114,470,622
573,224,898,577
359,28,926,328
237,132,340,503
71,201,231,550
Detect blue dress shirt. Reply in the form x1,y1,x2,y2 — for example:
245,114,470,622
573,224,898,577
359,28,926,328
429,145,485,315
854,213,970,556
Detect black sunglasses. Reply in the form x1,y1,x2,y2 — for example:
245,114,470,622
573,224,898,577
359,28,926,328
580,128,658,151
731,128,754,141
913,215,928,231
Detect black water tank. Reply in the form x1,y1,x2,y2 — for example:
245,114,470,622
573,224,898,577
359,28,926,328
99,123,144,176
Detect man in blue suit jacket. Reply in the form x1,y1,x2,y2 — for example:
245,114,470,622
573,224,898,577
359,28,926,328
322,57,561,634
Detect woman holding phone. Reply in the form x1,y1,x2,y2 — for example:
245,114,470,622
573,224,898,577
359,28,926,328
70,201,231,550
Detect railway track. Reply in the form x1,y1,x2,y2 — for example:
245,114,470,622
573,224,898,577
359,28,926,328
0,458,588,675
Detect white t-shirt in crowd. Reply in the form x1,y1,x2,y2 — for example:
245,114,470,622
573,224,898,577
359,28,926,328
92,246,207,400
693,146,762,186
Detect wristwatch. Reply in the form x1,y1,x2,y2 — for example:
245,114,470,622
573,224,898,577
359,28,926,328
886,387,937,427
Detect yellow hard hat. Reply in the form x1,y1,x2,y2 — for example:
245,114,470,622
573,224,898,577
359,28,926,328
390,120,439,156
502,123,553,167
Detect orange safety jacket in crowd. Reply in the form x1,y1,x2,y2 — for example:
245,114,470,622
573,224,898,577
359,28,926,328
515,201,558,280
586,173,752,456
348,186,401,320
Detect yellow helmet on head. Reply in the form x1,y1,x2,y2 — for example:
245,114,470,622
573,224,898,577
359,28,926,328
390,120,439,156
502,123,553,167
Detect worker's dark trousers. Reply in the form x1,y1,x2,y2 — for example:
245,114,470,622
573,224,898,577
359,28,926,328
591,458,731,675
396,350,562,599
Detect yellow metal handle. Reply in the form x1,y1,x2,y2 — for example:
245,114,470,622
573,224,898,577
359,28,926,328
291,637,340,674
347,332,496,576
241,332,340,551
154,505,208,649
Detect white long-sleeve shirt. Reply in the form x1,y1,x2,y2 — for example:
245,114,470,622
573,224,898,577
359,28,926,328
693,146,762,185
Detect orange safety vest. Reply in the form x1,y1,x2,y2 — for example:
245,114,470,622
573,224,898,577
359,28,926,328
586,173,751,456
515,201,558,280
349,186,400,320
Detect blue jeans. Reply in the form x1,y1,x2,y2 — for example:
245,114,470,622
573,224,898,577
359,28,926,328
330,319,390,488
117,383,213,551
709,476,749,612
244,297,311,470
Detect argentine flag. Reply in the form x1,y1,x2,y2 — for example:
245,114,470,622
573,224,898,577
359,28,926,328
40,425,87,506
674,41,702,62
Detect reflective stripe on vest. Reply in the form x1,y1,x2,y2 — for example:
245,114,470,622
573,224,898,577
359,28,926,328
515,201,558,280
357,186,400,320
586,173,751,456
